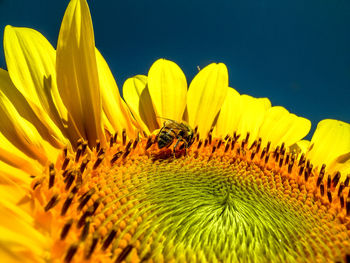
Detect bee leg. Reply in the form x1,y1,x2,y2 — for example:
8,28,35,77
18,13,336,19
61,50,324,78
173,138,187,157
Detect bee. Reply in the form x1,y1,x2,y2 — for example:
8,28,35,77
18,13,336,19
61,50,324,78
156,118,195,155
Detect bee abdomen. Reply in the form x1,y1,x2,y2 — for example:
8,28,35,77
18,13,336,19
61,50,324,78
158,132,174,149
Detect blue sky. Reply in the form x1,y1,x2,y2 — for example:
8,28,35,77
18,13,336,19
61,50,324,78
0,0,349,137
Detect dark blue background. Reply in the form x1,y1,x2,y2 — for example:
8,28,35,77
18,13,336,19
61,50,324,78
0,0,349,138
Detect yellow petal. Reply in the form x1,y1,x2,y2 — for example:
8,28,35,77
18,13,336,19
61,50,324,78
236,95,271,145
0,87,59,166
56,0,104,147
306,119,350,171
123,75,159,134
214,87,241,137
258,106,311,149
187,63,228,137
95,49,138,137
3,27,67,147
148,59,187,124
0,200,47,263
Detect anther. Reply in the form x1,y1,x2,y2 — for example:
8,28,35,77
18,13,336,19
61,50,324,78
224,142,230,153
327,190,332,203
320,182,325,196
256,138,262,153
61,157,70,170
109,136,114,147
319,164,326,178
78,207,93,228
85,235,99,259
345,175,350,187
288,159,294,174
273,146,280,162
75,145,82,162
194,126,198,135
249,140,257,150
195,132,200,142
250,151,256,160
264,153,270,164
76,172,82,186
340,194,345,208
80,158,90,173
60,219,73,240
102,228,117,250
61,193,74,216
122,149,131,159
91,197,102,214
113,132,118,143
64,243,78,263
93,155,104,170
224,134,229,140
133,137,139,149
298,165,305,176
97,148,105,157
49,169,55,189
63,147,68,157
266,141,271,154
33,180,42,190
279,155,284,168
81,141,88,155
122,129,127,145
260,148,266,159
316,173,325,187
204,138,209,147
76,138,83,147
211,145,216,154
110,151,123,165
347,198,350,216
284,153,290,166
44,194,60,211
80,218,90,241
244,132,250,146
327,175,331,190
217,139,223,149
78,188,95,211
197,139,203,149
208,127,213,145
338,182,345,197
65,171,76,191
125,140,133,152
145,136,153,150
332,171,341,187
304,169,310,182
298,154,305,166
96,140,101,153
115,245,133,263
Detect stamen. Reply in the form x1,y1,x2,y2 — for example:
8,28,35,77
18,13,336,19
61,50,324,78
327,190,332,203
60,219,73,240
110,151,123,165
85,235,99,259
64,243,78,263
102,228,117,250
332,172,341,187
75,145,82,162
115,245,133,263
44,194,59,211
80,218,90,241
93,155,104,170
61,193,74,216
49,165,55,189
78,188,96,211
122,129,127,145
62,157,70,170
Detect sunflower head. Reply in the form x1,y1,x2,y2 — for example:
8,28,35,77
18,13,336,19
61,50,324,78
0,0,350,263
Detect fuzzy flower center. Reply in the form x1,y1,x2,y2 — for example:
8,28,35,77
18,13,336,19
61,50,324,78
31,133,350,262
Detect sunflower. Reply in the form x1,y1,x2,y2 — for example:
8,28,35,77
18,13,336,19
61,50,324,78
1,0,350,262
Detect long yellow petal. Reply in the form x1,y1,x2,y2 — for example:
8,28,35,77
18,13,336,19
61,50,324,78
148,59,187,124
0,88,59,166
3,27,67,148
306,119,350,172
236,95,271,145
123,75,159,134
187,63,228,137
214,88,242,137
95,49,138,137
56,0,104,147
0,199,47,263
258,106,311,149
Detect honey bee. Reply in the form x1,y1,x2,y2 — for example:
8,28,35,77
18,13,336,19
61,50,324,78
156,118,195,154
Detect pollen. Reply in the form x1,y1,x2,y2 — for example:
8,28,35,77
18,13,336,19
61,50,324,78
31,131,350,262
